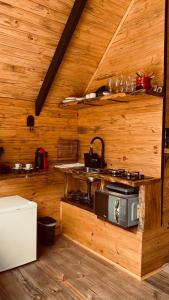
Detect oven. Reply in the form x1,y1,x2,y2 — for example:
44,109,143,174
94,183,139,228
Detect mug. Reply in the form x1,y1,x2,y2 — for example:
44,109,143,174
15,163,22,169
25,163,32,170
89,93,96,98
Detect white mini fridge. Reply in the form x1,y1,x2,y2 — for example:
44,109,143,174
0,195,37,272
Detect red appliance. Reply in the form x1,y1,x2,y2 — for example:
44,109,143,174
35,148,48,170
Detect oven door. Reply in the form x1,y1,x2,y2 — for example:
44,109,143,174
108,195,139,227
108,195,127,227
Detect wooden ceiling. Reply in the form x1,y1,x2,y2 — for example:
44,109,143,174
0,0,165,111
0,0,132,107
86,0,165,93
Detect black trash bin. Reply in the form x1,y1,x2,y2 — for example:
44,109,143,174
38,216,57,245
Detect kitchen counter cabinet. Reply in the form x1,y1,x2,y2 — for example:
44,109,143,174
56,166,161,232
56,166,163,278
62,201,142,277
61,180,162,278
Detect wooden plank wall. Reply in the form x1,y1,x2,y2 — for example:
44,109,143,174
0,99,77,220
46,0,132,104
0,0,133,106
86,0,165,93
78,96,163,178
141,0,169,277
0,0,145,221
0,170,65,224
0,0,79,218
62,202,142,276
77,0,164,176
0,100,78,165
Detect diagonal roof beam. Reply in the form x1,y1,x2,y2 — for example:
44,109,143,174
35,0,88,116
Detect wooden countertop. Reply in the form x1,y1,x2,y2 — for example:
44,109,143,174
0,167,57,181
54,166,161,187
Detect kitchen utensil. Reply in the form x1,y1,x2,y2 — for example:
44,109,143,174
25,163,33,170
15,163,22,169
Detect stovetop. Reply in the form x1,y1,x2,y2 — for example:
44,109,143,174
99,168,151,181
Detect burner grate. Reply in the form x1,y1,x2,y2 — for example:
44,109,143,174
100,168,145,180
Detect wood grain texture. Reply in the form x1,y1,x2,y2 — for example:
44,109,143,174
1,237,169,299
35,0,88,115
0,169,65,223
0,99,78,165
61,173,166,277
86,0,165,93
78,96,163,178
0,0,132,104
62,202,142,276
85,0,136,93
142,226,169,276
139,182,161,231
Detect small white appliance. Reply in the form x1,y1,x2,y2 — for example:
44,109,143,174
0,195,37,272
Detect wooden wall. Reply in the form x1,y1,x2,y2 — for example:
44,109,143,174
86,0,165,93
0,99,77,219
0,0,133,106
76,0,164,178
0,100,78,165
0,0,79,218
46,0,132,104
0,170,65,224
78,96,163,178
62,202,142,276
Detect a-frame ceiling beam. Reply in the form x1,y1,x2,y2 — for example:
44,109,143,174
35,0,87,116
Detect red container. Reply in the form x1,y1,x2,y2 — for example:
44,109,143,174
136,76,151,90
143,76,151,90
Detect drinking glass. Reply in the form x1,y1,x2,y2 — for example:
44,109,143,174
107,78,113,93
125,76,131,93
114,74,120,93
130,77,136,92
119,74,124,92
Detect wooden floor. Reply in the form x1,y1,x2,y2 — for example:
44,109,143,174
0,237,169,300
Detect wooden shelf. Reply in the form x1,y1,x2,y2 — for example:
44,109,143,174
61,198,94,213
59,92,163,110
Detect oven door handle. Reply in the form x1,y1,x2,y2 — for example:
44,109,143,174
114,200,120,223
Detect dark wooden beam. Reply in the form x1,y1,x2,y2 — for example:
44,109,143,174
35,0,87,116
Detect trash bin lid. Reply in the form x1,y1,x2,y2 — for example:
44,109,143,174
38,216,57,226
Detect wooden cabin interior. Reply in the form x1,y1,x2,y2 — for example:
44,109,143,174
0,0,169,298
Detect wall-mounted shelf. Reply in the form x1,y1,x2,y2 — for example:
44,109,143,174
59,92,163,110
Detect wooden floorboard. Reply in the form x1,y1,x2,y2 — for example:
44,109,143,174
0,236,169,300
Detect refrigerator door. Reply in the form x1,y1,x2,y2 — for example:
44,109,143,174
0,196,37,272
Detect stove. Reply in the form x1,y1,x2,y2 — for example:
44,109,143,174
100,168,150,181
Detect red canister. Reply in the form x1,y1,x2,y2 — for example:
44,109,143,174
136,76,151,90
